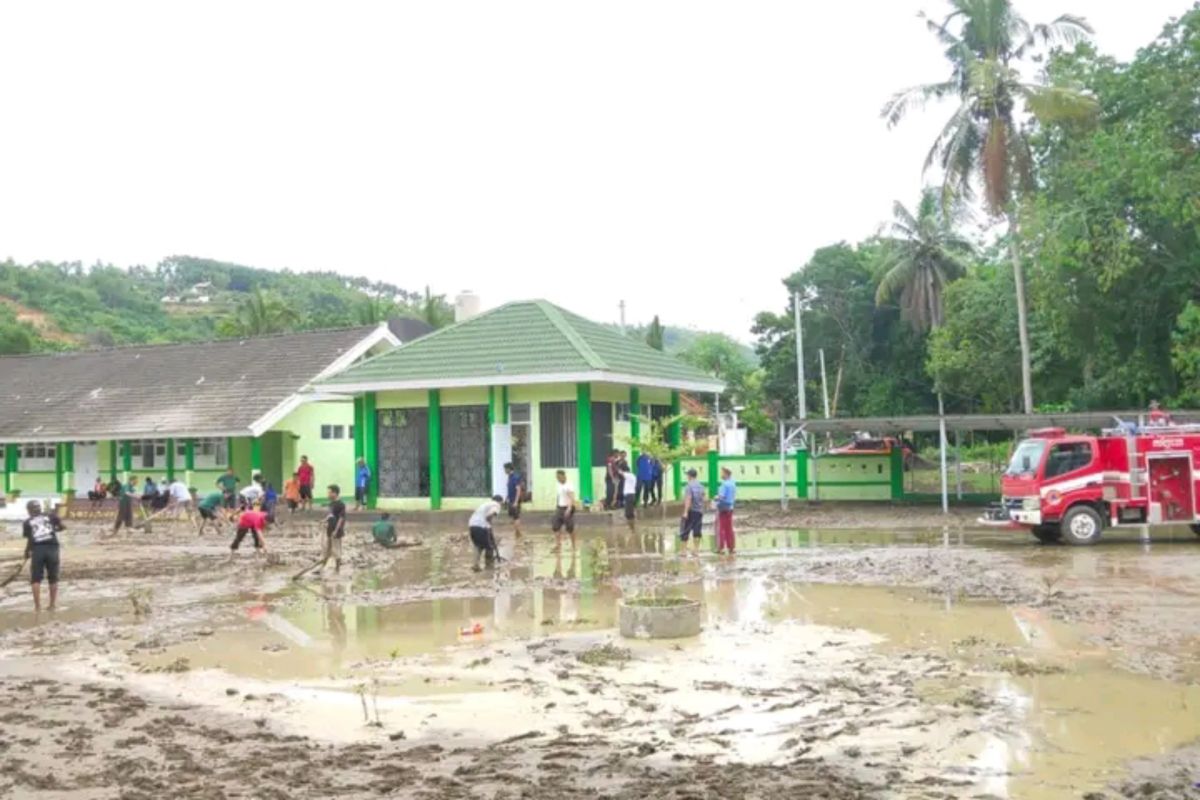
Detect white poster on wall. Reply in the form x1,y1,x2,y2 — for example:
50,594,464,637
491,423,512,497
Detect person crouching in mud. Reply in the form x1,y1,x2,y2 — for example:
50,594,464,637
468,495,504,571
229,503,269,559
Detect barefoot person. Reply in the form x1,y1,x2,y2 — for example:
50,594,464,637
619,461,638,532
354,458,371,511
679,468,706,557
196,490,225,535
112,476,138,534
23,500,64,612
168,477,193,522
552,470,577,551
317,484,347,574
283,472,302,514
503,462,524,538
297,456,315,511
715,467,737,555
468,495,504,571
216,467,240,515
230,503,269,557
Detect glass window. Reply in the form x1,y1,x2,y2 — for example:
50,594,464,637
321,425,333,440
193,438,229,469
1005,440,1047,476
539,401,578,468
509,403,531,424
615,403,631,422
1043,442,1093,479
20,443,56,471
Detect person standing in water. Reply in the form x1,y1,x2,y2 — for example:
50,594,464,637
715,467,737,555
503,462,525,538
551,470,577,551
112,475,138,534
468,495,504,571
679,468,706,557
23,500,64,612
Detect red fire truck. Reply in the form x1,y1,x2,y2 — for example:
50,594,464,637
982,422,1200,545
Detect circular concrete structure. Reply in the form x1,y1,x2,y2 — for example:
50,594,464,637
618,598,702,639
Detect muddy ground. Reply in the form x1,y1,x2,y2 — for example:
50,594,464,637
1,505,1199,799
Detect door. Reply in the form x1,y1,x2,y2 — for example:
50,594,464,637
1149,456,1193,522
441,405,488,497
74,442,99,488
377,408,428,498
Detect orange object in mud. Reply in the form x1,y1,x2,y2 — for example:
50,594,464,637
459,623,484,636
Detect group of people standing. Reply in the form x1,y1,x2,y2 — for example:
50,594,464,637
603,450,664,510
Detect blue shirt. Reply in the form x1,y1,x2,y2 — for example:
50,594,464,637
506,471,523,504
356,464,371,488
636,454,654,481
717,478,736,511
651,459,663,479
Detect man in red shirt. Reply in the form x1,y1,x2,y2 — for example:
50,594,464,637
230,504,269,556
297,456,315,511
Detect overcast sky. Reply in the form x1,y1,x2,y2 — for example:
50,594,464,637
0,1,1190,340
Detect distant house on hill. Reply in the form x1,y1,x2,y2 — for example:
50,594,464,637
0,325,401,501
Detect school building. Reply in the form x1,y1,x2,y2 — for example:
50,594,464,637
316,300,725,510
0,325,407,503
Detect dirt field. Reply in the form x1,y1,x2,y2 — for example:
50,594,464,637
1,505,1199,799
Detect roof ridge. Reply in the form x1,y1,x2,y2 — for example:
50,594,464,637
534,301,607,370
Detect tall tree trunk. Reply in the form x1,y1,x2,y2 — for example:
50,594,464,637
1007,211,1035,414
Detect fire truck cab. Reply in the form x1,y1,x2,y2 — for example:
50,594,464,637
984,424,1200,545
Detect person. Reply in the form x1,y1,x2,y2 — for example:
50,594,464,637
371,513,398,547
650,458,664,506
168,477,193,521
679,468,705,557
217,468,240,512
196,489,225,535
715,467,737,555
23,500,64,612
317,484,347,574
262,482,279,523
112,476,138,534
503,462,524,538
153,477,171,511
230,503,269,556
603,449,618,510
297,456,315,511
88,476,107,507
614,451,630,508
354,458,371,511
619,461,638,532
636,452,654,506
468,495,504,571
1149,400,1173,426
552,470,577,551
283,473,302,513
141,476,158,512
239,475,264,510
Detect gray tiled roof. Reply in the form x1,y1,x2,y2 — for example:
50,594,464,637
0,327,386,442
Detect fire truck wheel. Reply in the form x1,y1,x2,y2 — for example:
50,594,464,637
1062,505,1103,546
1191,523,1200,537
1031,525,1061,544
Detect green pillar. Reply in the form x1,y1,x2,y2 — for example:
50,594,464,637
55,444,63,493
109,440,117,481
796,449,809,500
250,437,262,477
669,390,682,499
890,445,904,500
707,449,719,497
64,442,75,492
4,444,16,494
121,440,132,476
226,437,234,474
487,386,496,427
353,396,366,461
428,389,442,510
576,383,593,505
166,438,175,482
185,438,196,487
364,392,378,508
629,386,641,462
500,386,509,424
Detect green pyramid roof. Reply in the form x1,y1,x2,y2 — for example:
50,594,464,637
319,300,724,393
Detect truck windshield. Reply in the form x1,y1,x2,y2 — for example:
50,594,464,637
1005,440,1047,476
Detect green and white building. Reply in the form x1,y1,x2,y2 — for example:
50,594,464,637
318,300,725,510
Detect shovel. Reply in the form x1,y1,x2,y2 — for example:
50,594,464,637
0,556,29,588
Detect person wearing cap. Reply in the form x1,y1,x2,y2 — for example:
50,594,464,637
715,466,737,555
23,500,65,612
468,495,505,571
679,467,706,556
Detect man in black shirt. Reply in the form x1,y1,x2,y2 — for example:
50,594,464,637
319,484,347,574
23,500,64,612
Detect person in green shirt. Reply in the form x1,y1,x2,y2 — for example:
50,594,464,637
196,490,226,536
216,468,240,513
371,513,397,547
112,476,138,535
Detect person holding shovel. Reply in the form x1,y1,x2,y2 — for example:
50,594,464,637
468,495,504,571
195,490,226,536
23,500,64,612
112,475,138,534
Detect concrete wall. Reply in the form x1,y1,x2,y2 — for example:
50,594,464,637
270,400,356,500
679,449,902,502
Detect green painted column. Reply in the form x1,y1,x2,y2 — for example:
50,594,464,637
500,386,509,424
364,392,378,508
576,383,593,505
185,438,196,487
428,389,442,510
353,396,366,462
55,444,63,493
64,442,75,492
4,444,16,494
121,440,132,476
109,440,118,481
669,390,682,499
250,437,262,477
629,386,641,462
226,437,235,475
796,449,809,500
166,438,175,482
487,386,496,427
890,445,904,500
707,449,719,497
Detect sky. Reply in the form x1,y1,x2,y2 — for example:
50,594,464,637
0,1,1190,341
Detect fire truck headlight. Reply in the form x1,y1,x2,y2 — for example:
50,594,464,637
1022,497,1039,511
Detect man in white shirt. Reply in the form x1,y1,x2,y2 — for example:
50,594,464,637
619,462,638,532
239,477,264,510
468,495,503,571
552,470,577,551
168,478,193,522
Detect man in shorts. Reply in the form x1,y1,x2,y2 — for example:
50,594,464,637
23,500,64,612
283,472,302,513
679,468,706,557
217,468,240,513
503,462,524,538
297,456,315,511
317,484,346,574
230,503,269,557
468,495,504,571
112,476,138,534
552,470,577,551
196,490,225,535
619,461,638,532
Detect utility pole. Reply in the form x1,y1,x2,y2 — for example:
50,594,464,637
819,348,830,419
793,289,806,420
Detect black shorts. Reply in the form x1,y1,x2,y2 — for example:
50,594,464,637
624,496,637,520
507,503,521,520
30,546,60,584
355,486,367,504
199,506,218,520
552,507,575,534
680,510,703,541
299,484,313,501
469,526,492,552
287,499,298,511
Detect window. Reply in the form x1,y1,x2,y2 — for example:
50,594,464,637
615,403,632,422
193,438,229,469
321,425,348,440
509,403,531,423
1043,442,1092,479
20,443,56,471
591,402,613,467
539,401,578,468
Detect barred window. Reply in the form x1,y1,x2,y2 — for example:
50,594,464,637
539,401,578,468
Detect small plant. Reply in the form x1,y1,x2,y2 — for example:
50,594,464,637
128,588,153,617
356,680,383,727
577,643,631,667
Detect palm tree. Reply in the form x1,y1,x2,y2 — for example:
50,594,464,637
645,315,665,351
356,294,398,325
875,189,973,332
230,288,298,336
417,286,454,329
882,0,1096,413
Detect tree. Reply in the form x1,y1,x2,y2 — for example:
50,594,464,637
356,294,400,325
679,333,752,392
415,286,454,329
874,189,973,332
1172,302,1200,407
221,288,299,337
645,315,665,351
883,0,1097,413
0,323,34,355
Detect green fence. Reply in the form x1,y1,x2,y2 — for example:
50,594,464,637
678,447,904,502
